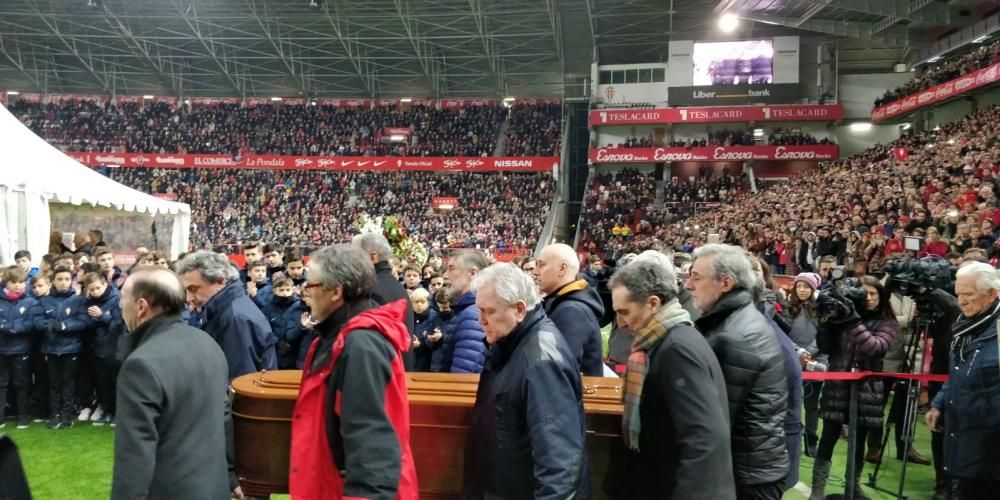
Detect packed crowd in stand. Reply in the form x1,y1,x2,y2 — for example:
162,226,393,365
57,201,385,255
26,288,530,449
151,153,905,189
96,167,554,251
501,102,562,156
611,129,833,148
577,167,750,256
7,100,560,158
874,40,1000,108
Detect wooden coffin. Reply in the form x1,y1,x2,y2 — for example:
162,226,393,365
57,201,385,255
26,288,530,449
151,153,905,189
231,370,623,499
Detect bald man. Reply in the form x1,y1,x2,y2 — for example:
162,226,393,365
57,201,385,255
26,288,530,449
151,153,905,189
112,267,233,500
533,244,606,375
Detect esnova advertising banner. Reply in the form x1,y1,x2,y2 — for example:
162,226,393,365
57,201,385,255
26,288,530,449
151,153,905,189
589,145,839,163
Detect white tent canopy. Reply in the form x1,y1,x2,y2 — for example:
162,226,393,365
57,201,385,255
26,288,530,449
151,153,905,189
0,103,190,265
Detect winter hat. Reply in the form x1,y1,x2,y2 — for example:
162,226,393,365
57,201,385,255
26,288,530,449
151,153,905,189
794,272,822,291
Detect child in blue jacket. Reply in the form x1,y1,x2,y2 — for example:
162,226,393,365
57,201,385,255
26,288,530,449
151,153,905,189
247,260,273,308
0,267,41,428
410,288,442,372
82,272,123,426
260,276,307,369
38,267,89,428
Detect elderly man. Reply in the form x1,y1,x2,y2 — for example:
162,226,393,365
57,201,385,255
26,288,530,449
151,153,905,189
438,250,490,373
685,244,789,500
175,251,276,379
609,257,735,499
353,233,416,368
926,262,1000,499
112,267,231,500
289,245,417,499
533,243,605,375
464,263,587,499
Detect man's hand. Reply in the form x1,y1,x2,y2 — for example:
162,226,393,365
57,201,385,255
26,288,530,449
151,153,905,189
246,281,257,298
428,328,443,343
926,407,942,432
87,306,102,319
411,335,421,349
231,485,245,500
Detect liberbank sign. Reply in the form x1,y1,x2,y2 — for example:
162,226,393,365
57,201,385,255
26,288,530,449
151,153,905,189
668,83,799,106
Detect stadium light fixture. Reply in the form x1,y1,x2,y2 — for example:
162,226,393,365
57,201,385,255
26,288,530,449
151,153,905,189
973,35,990,44
143,95,154,99
390,134,406,142
849,122,872,132
86,0,101,9
753,128,764,137
308,0,321,11
503,97,516,102
718,13,739,33
927,56,941,63
271,97,282,101
400,98,412,103
6,91,19,95
184,99,191,105
902,123,912,130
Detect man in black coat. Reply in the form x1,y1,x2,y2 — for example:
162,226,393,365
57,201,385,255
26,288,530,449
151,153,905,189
464,263,588,499
608,256,735,499
533,243,606,375
352,233,417,368
686,244,790,500
112,267,232,500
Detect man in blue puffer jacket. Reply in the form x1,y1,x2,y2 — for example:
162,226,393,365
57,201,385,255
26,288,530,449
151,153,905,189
39,267,90,428
0,268,40,428
441,250,491,374
82,272,123,426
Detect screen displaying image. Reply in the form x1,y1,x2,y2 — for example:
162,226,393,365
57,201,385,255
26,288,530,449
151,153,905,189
692,40,774,86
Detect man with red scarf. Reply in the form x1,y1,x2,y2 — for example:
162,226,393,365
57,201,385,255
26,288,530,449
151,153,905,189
289,244,417,500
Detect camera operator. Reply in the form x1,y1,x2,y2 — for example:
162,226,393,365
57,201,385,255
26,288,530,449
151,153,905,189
809,276,898,500
926,262,1000,500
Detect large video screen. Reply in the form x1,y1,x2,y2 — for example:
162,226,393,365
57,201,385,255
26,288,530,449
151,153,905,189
692,40,773,86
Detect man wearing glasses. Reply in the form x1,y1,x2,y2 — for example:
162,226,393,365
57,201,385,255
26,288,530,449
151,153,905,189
289,245,418,500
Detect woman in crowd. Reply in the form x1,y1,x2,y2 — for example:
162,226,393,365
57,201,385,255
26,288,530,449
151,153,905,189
810,276,897,500
786,273,825,458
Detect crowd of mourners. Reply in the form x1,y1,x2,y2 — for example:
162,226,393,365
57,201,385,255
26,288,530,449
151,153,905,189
611,129,833,148
7,100,560,158
96,167,554,252
874,40,1000,108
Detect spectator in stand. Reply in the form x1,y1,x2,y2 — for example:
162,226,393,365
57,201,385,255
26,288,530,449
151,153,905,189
440,250,490,374
533,244,606,376
174,251,277,380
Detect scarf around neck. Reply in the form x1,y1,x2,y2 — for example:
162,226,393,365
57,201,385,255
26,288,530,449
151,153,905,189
951,299,1000,362
623,299,692,451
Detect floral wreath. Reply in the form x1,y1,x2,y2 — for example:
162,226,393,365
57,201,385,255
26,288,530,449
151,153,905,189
354,214,429,266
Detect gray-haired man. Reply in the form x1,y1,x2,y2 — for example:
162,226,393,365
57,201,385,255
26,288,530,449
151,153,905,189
685,244,789,500
463,263,588,499
608,257,734,499
174,251,277,379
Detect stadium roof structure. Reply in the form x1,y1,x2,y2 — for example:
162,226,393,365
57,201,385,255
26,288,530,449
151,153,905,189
0,0,992,98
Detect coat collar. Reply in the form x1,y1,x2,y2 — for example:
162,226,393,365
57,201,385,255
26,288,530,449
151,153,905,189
129,313,184,351
486,305,545,370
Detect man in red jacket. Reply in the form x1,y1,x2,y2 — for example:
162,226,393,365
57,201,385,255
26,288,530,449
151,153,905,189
289,244,418,500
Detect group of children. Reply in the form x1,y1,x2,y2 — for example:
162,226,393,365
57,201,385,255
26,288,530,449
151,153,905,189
0,248,161,429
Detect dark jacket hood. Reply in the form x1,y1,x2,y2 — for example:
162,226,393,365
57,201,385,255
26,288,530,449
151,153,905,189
546,280,605,318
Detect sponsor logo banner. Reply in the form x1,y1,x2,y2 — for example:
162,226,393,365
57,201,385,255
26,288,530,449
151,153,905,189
188,97,243,106
590,104,842,125
432,197,459,209
71,152,557,172
314,98,372,107
872,61,1000,123
383,127,412,136
668,83,799,106
589,145,839,163
49,94,109,104
440,99,499,109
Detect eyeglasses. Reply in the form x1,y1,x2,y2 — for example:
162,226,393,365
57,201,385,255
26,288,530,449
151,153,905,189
302,282,324,293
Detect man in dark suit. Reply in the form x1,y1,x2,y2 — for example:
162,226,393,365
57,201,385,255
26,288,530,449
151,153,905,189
352,233,417,368
112,267,233,500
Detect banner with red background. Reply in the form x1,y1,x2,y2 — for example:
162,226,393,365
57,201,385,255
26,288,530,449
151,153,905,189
68,152,558,172
872,61,1000,123
590,104,843,126
432,197,459,209
589,145,839,163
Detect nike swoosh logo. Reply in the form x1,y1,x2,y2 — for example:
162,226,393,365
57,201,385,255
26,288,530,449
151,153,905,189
359,161,370,167
375,161,386,167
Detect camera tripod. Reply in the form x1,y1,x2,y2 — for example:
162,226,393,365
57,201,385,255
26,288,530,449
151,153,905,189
866,315,930,500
